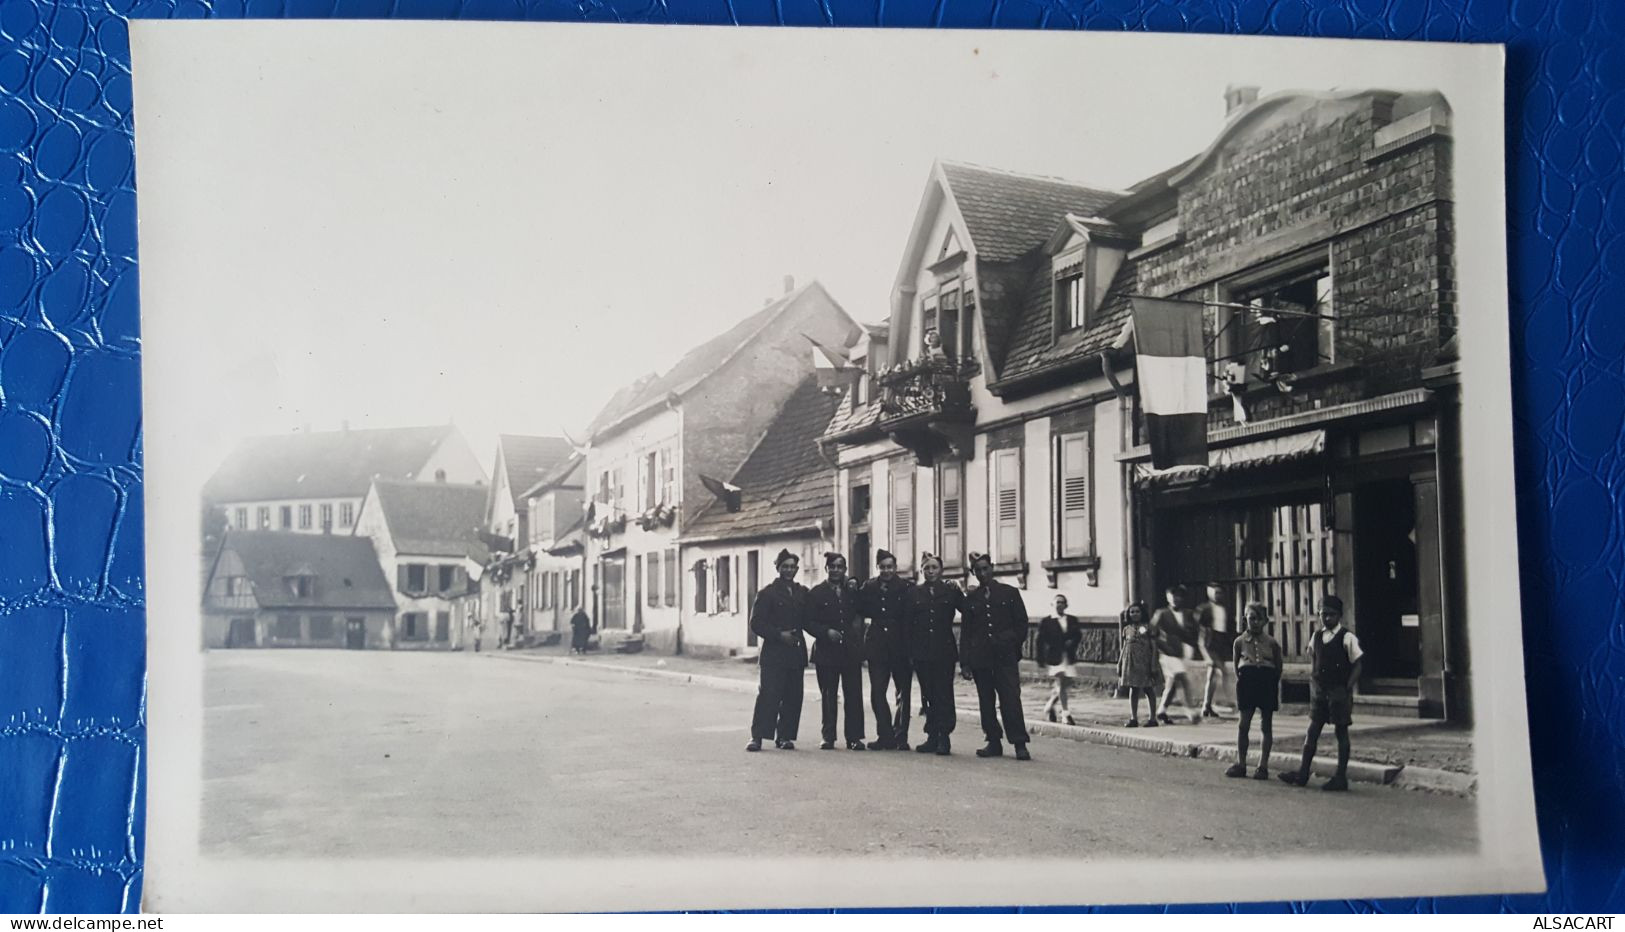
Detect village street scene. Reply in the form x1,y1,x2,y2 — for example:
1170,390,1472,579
197,86,1477,858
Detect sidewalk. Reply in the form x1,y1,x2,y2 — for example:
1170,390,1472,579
486,644,1475,795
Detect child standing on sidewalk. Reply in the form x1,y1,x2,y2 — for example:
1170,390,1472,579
1117,601,1160,727
1279,595,1363,791
1225,602,1282,780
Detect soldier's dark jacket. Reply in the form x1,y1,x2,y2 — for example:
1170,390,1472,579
906,578,964,664
806,579,864,668
959,578,1029,669
750,578,810,669
859,574,915,662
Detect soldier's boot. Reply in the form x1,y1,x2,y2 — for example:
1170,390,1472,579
1014,743,1032,761
975,740,1004,758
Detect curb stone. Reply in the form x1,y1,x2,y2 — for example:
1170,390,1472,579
489,652,1473,795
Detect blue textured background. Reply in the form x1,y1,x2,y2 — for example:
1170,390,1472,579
0,0,1619,915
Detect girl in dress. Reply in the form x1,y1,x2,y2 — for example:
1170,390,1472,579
1118,601,1161,727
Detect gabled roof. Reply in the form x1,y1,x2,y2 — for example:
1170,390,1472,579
495,435,574,509
683,376,839,542
587,281,834,442
371,480,490,561
938,161,1124,264
211,530,395,611
519,452,586,501
202,425,457,503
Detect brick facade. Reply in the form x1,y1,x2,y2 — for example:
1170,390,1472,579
1131,92,1453,435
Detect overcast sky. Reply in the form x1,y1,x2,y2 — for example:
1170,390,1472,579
130,23,1494,479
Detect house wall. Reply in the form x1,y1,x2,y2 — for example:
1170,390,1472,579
1134,92,1453,434
351,486,465,650
681,532,829,659
584,408,684,648
219,496,363,535
680,287,859,530
833,389,1128,624
418,430,488,486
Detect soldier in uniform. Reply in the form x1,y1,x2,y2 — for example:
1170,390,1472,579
960,552,1032,760
906,552,963,755
806,552,867,750
746,549,811,752
860,549,915,750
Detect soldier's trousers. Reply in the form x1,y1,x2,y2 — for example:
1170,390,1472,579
971,662,1029,744
916,658,958,737
869,653,913,745
815,662,865,743
751,662,804,741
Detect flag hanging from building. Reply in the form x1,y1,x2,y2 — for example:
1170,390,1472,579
1131,296,1209,469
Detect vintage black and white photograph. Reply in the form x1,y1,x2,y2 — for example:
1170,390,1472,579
133,22,1539,911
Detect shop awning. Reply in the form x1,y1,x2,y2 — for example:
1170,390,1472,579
1132,429,1326,487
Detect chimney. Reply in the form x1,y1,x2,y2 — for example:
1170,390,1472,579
783,274,795,295
1224,85,1260,116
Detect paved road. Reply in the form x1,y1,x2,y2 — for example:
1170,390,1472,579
203,650,1478,859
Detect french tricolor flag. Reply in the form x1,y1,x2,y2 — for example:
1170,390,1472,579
1132,297,1209,469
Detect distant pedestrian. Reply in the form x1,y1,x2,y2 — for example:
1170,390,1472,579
471,617,485,653
905,553,963,755
807,552,866,751
1279,596,1362,791
960,552,1031,761
1036,594,1082,725
859,550,915,750
1198,582,1238,718
569,605,593,654
1117,601,1160,727
746,549,810,753
1153,585,1203,725
1226,602,1282,780
501,608,516,649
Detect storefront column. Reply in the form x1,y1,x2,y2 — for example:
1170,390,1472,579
1413,473,1447,719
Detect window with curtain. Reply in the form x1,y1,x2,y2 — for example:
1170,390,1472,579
717,555,732,613
692,561,708,613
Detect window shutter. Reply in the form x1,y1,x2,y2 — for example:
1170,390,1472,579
994,449,1021,562
940,462,962,566
891,468,913,570
1059,432,1091,557
397,565,409,594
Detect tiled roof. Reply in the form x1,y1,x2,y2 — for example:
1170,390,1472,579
372,480,490,561
213,530,395,611
202,425,455,503
684,376,839,541
497,435,574,509
997,254,1140,383
940,161,1123,264
519,453,585,501
821,388,883,439
588,283,827,441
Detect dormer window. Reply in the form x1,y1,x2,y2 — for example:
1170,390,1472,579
285,574,313,598
920,280,976,363
1054,246,1089,332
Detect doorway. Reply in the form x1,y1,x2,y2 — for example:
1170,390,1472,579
602,555,626,629
745,550,760,647
227,617,256,648
345,617,366,650
1353,479,1421,683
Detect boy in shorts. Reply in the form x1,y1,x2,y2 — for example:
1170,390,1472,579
1279,596,1363,791
1224,602,1282,780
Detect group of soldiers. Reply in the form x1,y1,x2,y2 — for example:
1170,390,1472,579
746,547,1033,760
